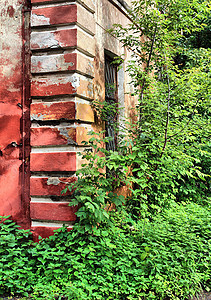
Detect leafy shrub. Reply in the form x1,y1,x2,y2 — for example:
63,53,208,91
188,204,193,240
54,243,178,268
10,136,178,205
0,202,210,299
0,216,35,296
132,202,211,299
62,131,129,233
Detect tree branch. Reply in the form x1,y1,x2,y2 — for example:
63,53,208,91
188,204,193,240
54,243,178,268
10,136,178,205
147,55,171,178
161,60,171,156
139,25,157,125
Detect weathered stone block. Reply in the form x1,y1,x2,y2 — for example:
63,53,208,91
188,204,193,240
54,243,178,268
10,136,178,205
77,78,94,99
31,5,77,27
31,75,78,97
30,152,76,172
31,0,56,3
31,75,93,99
31,225,72,241
30,176,76,196
79,0,95,12
76,102,94,122
31,0,95,13
31,28,95,56
31,101,75,121
31,53,77,74
77,53,94,77
31,52,94,77
31,29,77,50
77,29,95,56
77,4,95,34
30,202,77,221
31,127,77,146
31,4,95,34
31,126,91,147
76,126,90,144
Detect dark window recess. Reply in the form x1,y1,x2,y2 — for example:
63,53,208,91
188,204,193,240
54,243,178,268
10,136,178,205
117,0,130,10
105,55,118,152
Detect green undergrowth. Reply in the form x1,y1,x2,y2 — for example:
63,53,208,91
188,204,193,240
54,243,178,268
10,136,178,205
0,202,210,300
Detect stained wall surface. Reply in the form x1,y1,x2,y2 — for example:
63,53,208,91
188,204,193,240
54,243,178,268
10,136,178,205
0,0,31,228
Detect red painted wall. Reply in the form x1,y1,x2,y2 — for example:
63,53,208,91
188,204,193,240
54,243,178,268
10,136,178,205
0,0,31,228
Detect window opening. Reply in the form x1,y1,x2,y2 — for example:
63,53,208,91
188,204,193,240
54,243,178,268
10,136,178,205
105,54,118,152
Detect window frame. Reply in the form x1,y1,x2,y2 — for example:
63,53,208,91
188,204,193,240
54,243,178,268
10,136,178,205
104,52,119,152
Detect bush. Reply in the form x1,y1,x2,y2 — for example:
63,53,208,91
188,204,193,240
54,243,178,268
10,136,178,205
0,202,210,299
132,202,211,299
0,216,36,296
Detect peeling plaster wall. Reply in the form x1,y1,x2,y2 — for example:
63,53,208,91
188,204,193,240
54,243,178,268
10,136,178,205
0,0,31,228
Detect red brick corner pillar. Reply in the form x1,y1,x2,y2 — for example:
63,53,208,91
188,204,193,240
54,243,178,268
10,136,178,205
30,0,95,238
0,0,31,228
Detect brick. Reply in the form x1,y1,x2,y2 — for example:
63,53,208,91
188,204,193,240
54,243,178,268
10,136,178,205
31,75,78,97
31,126,89,147
32,226,72,241
76,126,90,144
31,4,95,34
31,53,94,77
31,101,75,121
31,29,77,50
76,102,94,122
31,75,94,99
30,202,77,221
30,176,76,196
77,30,95,56
77,53,94,77
31,5,77,27
30,152,76,172
31,28,95,57
31,53,77,74
77,78,94,99
31,0,95,13
79,0,95,12
30,202,77,222
31,127,77,146
77,4,95,34
76,151,88,170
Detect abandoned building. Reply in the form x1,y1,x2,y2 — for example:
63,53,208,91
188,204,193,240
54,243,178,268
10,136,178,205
0,0,135,239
